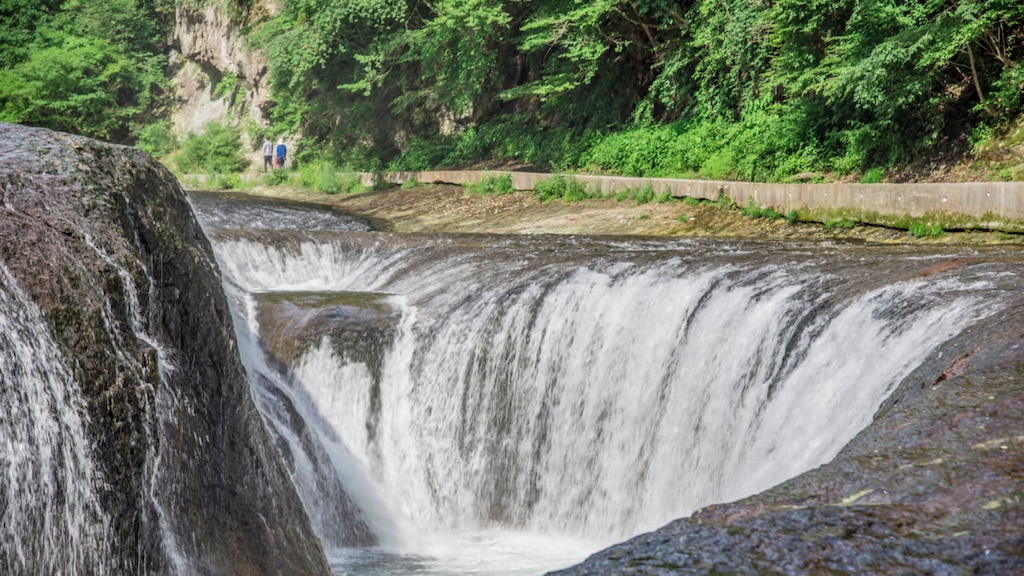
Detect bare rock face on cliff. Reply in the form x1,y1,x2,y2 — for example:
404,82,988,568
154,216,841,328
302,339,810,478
169,0,280,143
0,123,330,575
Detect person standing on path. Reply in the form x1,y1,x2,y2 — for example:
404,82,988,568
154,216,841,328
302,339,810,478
276,139,287,170
262,137,274,172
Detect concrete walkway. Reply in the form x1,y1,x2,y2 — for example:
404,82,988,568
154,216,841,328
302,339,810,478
188,169,1024,225
372,170,1024,222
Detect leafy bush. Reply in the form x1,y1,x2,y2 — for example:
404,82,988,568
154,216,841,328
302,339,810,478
533,174,590,202
339,173,365,194
653,190,673,203
466,174,516,195
741,197,782,219
633,184,655,205
908,223,944,237
584,126,687,177
298,158,365,195
262,169,291,186
135,121,177,157
175,122,248,174
562,181,593,202
207,173,240,190
714,193,736,212
824,218,857,230
212,71,239,101
316,161,345,194
609,183,663,204
859,167,885,184
392,135,453,171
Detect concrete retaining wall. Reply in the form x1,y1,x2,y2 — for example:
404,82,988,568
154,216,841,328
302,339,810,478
369,170,1024,221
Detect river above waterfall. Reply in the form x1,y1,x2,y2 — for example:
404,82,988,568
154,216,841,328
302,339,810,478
189,191,1023,575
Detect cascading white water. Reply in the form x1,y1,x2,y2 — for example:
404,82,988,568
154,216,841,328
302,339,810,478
202,224,1002,576
222,283,405,551
0,262,112,574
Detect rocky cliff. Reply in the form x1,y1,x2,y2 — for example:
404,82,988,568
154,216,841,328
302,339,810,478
0,122,330,574
169,0,280,144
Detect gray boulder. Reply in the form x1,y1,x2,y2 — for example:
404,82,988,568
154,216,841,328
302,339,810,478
0,123,330,575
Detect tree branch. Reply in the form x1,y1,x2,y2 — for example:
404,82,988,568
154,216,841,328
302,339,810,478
967,42,996,117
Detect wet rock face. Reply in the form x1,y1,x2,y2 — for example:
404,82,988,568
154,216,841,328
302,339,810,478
550,299,1024,575
0,123,329,574
257,291,401,369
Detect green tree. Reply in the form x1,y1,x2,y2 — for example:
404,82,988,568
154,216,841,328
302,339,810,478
255,0,406,159
0,0,62,67
0,0,172,143
920,0,1024,121
0,36,152,141
391,0,513,118
58,0,170,54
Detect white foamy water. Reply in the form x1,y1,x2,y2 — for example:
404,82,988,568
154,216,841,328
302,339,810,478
0,263,112,575
328,530,598,575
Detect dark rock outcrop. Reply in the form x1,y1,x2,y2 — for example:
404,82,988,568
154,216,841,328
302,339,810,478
256,290,400,370
0,123,330,574
551,298,1024,574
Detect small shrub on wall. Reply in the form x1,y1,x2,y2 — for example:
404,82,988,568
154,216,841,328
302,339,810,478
298,159,365,194
533,175,591,202
466,174,516,195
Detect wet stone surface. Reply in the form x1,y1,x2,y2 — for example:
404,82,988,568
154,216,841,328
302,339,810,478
256,290,401,373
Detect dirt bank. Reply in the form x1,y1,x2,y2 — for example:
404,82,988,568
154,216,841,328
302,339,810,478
224,183,1022,244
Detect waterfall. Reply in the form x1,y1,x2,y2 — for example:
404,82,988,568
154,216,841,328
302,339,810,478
198,216,1005,574
223,283,399,550
0,262,111,574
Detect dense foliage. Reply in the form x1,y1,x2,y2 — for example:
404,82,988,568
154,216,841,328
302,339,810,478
2,1,1021,180
257,0,1023,180
0,0,173,142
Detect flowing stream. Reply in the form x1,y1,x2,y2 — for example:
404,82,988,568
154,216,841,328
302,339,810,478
190,191,1018,575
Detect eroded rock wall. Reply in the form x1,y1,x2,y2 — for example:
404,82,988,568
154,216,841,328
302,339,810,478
0,123,329,575
169,0,281,144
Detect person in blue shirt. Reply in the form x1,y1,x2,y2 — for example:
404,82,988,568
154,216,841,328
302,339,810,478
275,139,287,170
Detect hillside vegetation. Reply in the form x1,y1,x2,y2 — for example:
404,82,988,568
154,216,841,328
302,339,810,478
2,0,1022,182
255,0,1024,181
0,0,174,143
